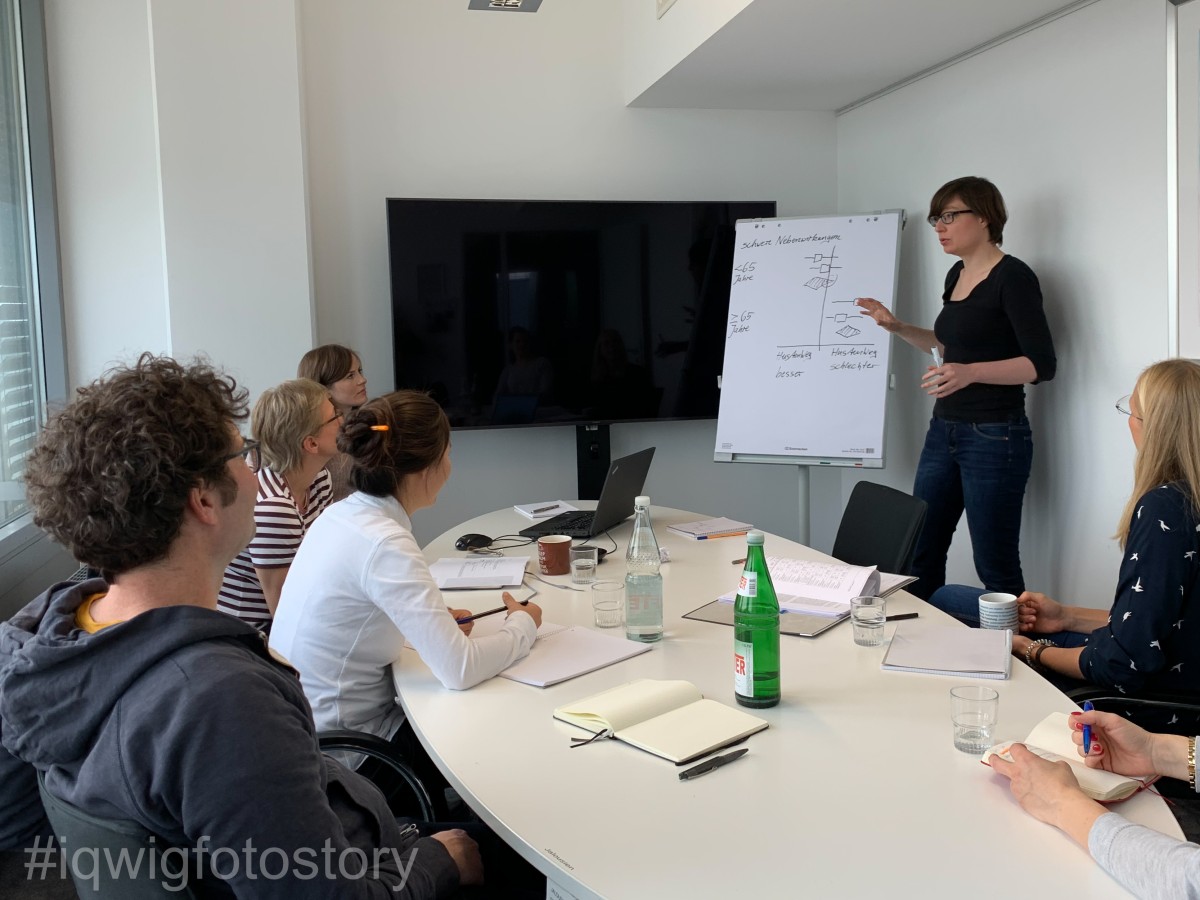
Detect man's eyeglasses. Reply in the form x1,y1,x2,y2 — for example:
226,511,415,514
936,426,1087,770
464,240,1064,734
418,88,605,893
223,438,261,471
1116,395,1143,421
927,209,975,227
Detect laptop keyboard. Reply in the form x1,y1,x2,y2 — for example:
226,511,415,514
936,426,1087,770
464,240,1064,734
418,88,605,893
545,511,594,535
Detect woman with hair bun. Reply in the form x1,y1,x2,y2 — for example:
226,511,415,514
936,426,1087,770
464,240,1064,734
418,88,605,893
270,390,541,808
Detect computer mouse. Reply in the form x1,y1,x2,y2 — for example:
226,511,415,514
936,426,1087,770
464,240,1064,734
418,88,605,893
579,546,607,563
455,533,492,551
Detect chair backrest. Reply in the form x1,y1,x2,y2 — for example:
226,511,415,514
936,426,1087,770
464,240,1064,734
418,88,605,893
831,481,928,575
37,773,195,900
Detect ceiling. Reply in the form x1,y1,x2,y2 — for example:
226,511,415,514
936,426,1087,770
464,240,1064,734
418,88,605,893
630,0,1094,112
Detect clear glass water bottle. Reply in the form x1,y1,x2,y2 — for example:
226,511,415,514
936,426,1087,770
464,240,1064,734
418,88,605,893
734,530,780,707
624,495,663,643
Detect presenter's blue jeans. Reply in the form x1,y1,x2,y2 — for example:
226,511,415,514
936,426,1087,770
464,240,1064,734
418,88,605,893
910,416,1032,600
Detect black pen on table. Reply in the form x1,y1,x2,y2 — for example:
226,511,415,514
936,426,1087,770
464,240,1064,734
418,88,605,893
885,612,918,622
456,599,528,624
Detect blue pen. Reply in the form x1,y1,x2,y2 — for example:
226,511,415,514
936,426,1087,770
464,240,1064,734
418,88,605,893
1082,701,1094,754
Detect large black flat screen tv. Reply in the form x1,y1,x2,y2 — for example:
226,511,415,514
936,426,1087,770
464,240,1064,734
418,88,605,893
386,198,776,429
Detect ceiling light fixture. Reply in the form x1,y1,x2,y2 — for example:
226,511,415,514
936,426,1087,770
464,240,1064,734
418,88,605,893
467,0,543,11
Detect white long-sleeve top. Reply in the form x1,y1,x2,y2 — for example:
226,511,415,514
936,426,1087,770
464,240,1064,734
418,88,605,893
270,493,536,740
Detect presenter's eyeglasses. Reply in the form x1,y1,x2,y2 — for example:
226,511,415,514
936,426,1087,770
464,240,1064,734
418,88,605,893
223,438,261,472
927,209,975,227
1115,395,1143,421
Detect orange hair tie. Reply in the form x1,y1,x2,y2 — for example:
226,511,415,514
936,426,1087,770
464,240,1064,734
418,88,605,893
370,425,389,432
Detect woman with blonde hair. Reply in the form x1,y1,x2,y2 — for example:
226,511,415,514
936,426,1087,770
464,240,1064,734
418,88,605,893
298,343,368,501
218,378,340,628
932,359,1200,728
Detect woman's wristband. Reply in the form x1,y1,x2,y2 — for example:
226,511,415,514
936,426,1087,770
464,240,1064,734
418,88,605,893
1024,638,1054,671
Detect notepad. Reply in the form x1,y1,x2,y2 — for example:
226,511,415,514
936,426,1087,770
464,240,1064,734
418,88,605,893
667,517,753,539
513,500,578,520
428,556,529,589
982,712,1153,802
553,678,768,765
482,621,651,687
880,624,1012,679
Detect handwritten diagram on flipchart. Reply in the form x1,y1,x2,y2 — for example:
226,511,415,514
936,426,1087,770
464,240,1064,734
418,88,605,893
714,212,903,464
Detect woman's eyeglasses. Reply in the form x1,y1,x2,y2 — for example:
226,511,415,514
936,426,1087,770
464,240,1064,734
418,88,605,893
926,209,975,227
222,438,261,472
1115,395,1143,421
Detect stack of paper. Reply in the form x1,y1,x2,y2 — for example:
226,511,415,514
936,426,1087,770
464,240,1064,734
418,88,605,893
667,517,753,540
471,619,651,687
514,501,577,519
881,624,1011,679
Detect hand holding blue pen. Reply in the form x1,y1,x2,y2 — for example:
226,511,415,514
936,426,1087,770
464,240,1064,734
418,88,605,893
1082,701,1094,755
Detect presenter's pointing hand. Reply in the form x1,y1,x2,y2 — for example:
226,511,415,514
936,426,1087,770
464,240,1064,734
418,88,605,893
503,592,542,628
855,297,901,333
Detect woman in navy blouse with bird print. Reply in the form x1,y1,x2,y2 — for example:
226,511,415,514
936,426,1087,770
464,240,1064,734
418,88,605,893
931,360,1200,730
1007,359,1200,732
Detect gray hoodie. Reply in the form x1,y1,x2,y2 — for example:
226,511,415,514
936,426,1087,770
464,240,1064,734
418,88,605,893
0,579,459,898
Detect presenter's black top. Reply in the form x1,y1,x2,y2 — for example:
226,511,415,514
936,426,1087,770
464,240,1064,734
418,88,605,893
933,254,1056,422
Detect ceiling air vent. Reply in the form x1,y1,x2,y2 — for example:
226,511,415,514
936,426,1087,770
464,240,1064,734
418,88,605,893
467,0,543,11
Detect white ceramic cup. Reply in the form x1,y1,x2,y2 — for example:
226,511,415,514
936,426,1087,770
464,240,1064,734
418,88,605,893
978,592,1018,631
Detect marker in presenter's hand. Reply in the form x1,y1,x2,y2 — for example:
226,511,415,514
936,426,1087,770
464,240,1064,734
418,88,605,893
931,346,944,368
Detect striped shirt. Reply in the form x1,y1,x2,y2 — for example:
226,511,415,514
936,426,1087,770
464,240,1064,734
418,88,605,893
218,466,333,628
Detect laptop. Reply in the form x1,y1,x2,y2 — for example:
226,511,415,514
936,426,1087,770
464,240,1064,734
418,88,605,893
519,447,656,539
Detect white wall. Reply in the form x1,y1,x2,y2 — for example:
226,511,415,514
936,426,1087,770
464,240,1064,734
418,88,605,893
43,0,313,395
828,0,1172,607
297,0,836,544
44,0,167,384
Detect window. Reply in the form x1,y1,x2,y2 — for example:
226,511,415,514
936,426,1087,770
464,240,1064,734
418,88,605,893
0,0,65,540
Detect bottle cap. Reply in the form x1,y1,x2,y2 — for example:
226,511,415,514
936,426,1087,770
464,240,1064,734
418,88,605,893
634,495,650,507
746,530,765,546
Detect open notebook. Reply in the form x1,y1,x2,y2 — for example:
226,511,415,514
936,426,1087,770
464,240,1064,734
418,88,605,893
982,712,1154,802
554,679,768,765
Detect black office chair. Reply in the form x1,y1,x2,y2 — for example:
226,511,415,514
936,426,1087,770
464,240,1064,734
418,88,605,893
1064,685,1200,736
831,481,928,575
317,730,436,821
37,772,197,899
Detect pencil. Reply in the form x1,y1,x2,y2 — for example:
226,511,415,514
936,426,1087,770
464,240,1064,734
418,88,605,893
456,599,529,623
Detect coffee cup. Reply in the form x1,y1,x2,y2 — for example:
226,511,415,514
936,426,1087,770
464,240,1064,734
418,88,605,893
537,534,572,576
978,592,1018,630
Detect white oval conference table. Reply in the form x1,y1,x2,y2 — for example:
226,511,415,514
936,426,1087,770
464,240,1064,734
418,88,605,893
393,505,1180,899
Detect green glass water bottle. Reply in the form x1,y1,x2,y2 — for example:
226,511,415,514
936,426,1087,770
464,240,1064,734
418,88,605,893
734,531,780,708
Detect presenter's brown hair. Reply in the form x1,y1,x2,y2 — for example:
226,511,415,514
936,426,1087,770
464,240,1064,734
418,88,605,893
929,176,1008,245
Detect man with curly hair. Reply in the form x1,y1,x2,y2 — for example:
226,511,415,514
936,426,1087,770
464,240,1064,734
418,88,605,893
0,355,478,898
